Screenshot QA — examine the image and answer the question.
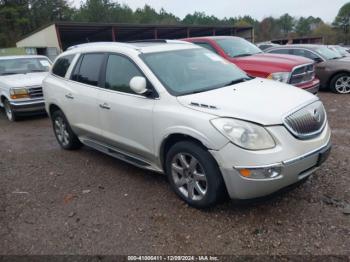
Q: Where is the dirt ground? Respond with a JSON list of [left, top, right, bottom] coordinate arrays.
[[0, 92, 349, 256]]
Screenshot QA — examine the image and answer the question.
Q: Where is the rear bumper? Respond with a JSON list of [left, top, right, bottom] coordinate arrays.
[[10, 99, 46, 114], [295, 78, 320, 94]]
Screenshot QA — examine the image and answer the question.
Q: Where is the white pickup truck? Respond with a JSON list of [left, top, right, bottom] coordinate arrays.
[[0, 55, 51, 121]]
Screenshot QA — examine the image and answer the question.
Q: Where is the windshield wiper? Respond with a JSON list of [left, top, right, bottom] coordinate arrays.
[[0, 72, 18, 76], [223, 77, 251, 87], [233, 53, 253, 58], [29, 69, 46, 72]]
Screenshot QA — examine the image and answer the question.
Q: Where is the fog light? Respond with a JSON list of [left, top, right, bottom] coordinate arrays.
[[237, 165, 282, 179]]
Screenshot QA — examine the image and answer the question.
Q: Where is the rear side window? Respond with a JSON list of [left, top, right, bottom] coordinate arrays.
[[291, 49, 320, 60], [72, 53, 105, 86], [52, 55, 74, 77], [268, 49, 291, 55], [104, 54, 143, 94]]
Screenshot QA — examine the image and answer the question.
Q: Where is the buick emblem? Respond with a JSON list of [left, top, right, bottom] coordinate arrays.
[[312, 108, 321, 123]]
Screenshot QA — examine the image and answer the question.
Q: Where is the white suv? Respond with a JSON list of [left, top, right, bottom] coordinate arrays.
[[0, 55, 51, 121], [43, 41, 331, 208]]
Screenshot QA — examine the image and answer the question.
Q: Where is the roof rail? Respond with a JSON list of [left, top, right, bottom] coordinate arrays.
[[67, 41, 136, 50], [128, 39, 168, 43], [127, 39, 191, 44]]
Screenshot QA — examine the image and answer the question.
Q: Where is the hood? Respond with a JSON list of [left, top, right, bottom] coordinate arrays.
[[231, 53, 313, 76], [0, 72, 48, 88], [177, 78, 317, 125]]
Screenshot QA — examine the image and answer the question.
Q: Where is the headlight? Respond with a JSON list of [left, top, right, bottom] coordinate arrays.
[[267, 72, 290, 83], [10, 88, 29, 99], [210, 118, 276, 150]]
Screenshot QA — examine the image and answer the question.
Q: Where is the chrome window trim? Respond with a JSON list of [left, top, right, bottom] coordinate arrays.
[[267, 47, 326, 62], [64, 51, 160, 100]]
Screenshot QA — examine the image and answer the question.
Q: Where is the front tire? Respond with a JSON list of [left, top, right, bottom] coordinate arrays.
[[3, 99, 17, 121], [330, 73, 350, 94], [165, 141, 227, 208], [51, 110, 82, 150]]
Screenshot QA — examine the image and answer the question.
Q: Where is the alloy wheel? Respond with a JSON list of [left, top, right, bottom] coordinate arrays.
[[4, 100, 14, 121], [171, 153, 208, 201], [54, 116, 70, 146], [335, 76, 350, 94]]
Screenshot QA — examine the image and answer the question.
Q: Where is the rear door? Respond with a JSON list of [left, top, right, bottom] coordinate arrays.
[[97, 53, 156, 162], [64, 53, 105, 140]]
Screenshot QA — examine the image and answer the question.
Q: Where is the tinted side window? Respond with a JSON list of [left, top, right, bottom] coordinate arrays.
[[292, 49, 319, 60], [52, 55, 74, 77], [194, 42, 218, 53], [74, 54, 105, 86], [105, 54, 143, 94], [268, 49, 291, 55], [292, 49, 317, 60]]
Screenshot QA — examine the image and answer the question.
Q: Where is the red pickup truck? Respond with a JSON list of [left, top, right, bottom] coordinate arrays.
[[183, 36, 320, 94]]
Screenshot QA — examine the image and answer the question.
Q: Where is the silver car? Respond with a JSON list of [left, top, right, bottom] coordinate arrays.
[[43, 41, 331, 208]]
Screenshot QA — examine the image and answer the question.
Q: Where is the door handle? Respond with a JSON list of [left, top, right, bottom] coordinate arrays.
[[99, 103, 111, 110], [65, 93, 74, 99]]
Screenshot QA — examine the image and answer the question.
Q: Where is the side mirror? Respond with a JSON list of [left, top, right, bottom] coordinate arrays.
[[129, 76, 147, 95], [313, 57, 323, 63]]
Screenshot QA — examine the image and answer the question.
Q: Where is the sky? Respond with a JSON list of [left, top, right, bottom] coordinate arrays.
[[73, 0, 348, 23]]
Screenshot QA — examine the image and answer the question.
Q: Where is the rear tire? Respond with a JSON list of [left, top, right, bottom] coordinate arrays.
[[165, 141, 227, 208], [51, 110, 82, 150], [3, 99, 18, 121], [330, 73, 350, 94]]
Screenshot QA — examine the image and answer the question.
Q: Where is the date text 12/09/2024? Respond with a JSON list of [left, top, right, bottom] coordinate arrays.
[[127, 256, 219, 261]]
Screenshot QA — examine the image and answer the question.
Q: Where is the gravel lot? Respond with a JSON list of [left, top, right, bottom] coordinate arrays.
[[0, 92, 349, 256]]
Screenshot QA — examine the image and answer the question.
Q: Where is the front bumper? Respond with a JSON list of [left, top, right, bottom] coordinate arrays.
[[295, 78, 320, 94], [210, 123, 331, 200], [10, 99, 46, 114]]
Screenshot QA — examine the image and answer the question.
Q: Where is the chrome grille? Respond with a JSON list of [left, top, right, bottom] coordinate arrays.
[[28, 86, 43, 98], [289, 64, 315, 85], [284, 101, 326, 139]]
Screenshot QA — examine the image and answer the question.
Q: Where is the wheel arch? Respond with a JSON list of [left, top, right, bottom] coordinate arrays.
[[0, 94, 8, 104], [48, 103, 63, 117], [159, 133, 211, 171], [328, 70, 350, 88]]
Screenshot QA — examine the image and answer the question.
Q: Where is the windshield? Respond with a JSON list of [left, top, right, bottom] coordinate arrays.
[[315, 47, 342, 60], [140, 48, 249, 96], [0, 57, 51, 76], [215, 38, 263, 58]]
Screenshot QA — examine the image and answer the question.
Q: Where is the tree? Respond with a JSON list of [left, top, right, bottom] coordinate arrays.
[[334, 2, 350, 30], [295, 17, 311, 36], [0, 0, 31, 47], [312, 23, 338, 44], [29, 0, 73, 28], [74, 0, 114, 22], [182, 12, 220, 25], [333, 2, 350, 44], [257, 17, 281, 41], [278, 13, 294, 35]]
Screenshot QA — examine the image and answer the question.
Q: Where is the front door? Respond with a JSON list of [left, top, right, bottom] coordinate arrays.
[[97, 53, 156, 162]]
